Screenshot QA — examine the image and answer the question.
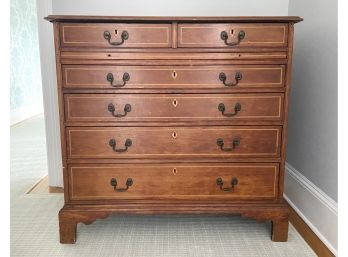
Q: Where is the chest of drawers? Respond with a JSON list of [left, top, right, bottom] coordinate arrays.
[[46, 15, 302, 244]]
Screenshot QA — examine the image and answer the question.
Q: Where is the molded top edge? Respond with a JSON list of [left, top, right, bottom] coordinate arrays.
[[45, 15, 303, 23]]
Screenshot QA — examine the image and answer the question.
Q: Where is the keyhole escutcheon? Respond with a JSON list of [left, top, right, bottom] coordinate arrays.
[[172, 70, 178, 79], [172, 99, 178, 107]]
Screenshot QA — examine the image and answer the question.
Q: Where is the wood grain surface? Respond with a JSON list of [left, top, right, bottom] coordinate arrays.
[[64, 93, 284, 123], [60, 23, 172, 48], [62, 65, 285, 89], [66, 126, 282, 159], [68, 163, 279, 200], [178, 23, 288, 48]]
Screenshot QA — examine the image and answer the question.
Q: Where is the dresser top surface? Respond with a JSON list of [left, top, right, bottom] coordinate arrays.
[[45, 15, 303, 23]]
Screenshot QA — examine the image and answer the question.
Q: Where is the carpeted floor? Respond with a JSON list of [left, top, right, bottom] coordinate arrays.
[[10, 115, 317, 257]]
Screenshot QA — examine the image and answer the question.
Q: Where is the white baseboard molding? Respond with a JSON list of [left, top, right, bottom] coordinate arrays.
[[11, 104, 43, 126], [284, 162, 337, 256]]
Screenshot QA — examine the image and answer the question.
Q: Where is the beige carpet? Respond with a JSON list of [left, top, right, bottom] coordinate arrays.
[[10, 115, 317, 257]]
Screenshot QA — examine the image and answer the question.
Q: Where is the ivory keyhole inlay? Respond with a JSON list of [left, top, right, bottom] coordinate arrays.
[[172, 99, 178, 107], [172, 70, 178, 79], [230, 29, 234, 35], [172, 168, 178, 175], [172, 131, 178, 139], [114, 29, 118, 35]]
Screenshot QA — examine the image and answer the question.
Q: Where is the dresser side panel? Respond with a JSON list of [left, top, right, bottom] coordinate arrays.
[[278, 22, 295, 198], [53, 22, 69, 203]]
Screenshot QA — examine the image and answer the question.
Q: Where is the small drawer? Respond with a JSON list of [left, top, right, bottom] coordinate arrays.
[[178, 23, 288, 48], [62, 65, 285, 89], [60, 23, 172, 48], [68, 163, 279, 201], [65, 93, 284, 123], [66, 126, 281, 159]]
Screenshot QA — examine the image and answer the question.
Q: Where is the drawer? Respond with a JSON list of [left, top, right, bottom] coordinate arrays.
[[65, 93, 284, 123], [68, 163, 279, 200], [66, 126, 281, 159], [62, 65, 285, 89], [60, 23, 172, 48], [178, 23, 288, 48]]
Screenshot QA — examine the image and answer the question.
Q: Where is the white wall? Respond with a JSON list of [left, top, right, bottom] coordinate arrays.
[[285, 0, 337, 254], [287, 0, 337, 202], [52, 0, 288, 16], [37, 0, 63, 188]]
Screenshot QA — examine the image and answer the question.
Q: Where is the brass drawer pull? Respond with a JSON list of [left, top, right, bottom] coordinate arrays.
[[108, 103, 131, 117], [109, 138, 132, 152], [218, 103, 241, 117], [216, 138, 240, 151], [103, 30, 129, 45], [106, 72, 130, 87], [219, 72, 242, 87], [110, 178, 133, 192], [216, 177, 238, 191], [220, 30, 245, 46]]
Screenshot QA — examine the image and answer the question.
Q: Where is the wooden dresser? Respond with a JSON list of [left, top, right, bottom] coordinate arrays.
[[46, 15, 302, 244]]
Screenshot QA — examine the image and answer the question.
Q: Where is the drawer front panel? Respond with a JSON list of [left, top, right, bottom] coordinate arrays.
[[60, 23, 172, 48], [178, 23, 288, 48], [68, 163, 279, 200], [65, 93, 284, 122], [63, 65, 285, 89], [66, 126, 281, 158]]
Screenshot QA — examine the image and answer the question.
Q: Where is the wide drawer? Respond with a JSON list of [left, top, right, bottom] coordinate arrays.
[[178, 23, 288, 48], [60, 23, 172, 48], [68, 163, 279, 200], [66, 126, 281, 159], [62, 65, 285, 89], [65, 93, 284, 123]]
